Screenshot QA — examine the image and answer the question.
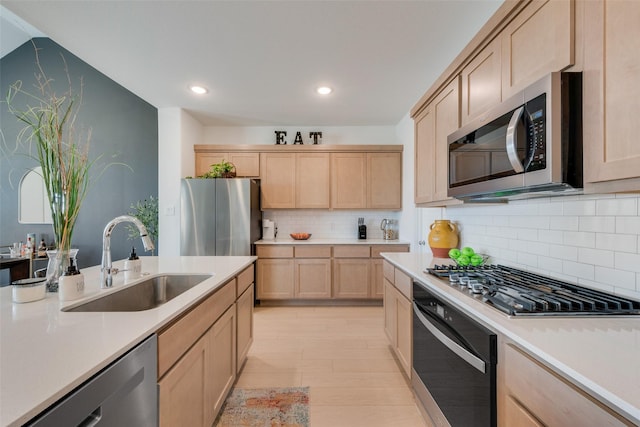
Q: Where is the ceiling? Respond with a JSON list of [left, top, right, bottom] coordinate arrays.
[[1, 1, 502, 127]]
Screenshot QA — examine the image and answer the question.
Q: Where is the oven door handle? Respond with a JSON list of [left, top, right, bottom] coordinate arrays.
[[506, 106, 525, 173], [413, 302, 486, 374]]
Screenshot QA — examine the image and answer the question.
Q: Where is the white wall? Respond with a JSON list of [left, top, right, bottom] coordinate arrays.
[[158, 108, 203, 256]]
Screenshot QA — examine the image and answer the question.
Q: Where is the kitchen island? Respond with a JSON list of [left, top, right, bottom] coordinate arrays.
[[0, 256, 255, 427], [382, 252, 640, 426]]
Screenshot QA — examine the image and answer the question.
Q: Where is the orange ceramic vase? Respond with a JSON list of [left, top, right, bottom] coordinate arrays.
[[428, 220, 459, 258]]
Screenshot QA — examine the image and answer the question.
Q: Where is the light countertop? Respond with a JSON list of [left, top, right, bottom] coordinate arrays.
[[255, 238, 409, 245], [0, 256, 256, 427], [381, 252, 640, 425]]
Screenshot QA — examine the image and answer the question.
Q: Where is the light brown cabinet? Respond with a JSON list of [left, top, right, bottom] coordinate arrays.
[[157, 264, 254, 426], [461, 38, 502, 125], [414, 77, 461, 206], [501, 0, 574, 99], [498, 338, 635, 427], [582, 0, 640, 192], [382, 261, 412, 379], [195, 152, 260, 178], [331, 153, 367, 209], [296, 153, 331, 209], [367, 152, 402, 210], [260, 153, 297, 209], [256, 244, 408, 301]]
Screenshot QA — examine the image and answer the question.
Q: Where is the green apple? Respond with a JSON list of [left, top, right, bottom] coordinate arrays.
[[470, 254, 484, 266], [461, 246, 475, 257], [448, 248, 461, 259], [457, 255, 471, 266]]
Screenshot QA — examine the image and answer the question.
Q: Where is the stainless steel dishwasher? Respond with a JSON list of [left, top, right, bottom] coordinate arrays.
[[26, 334, 158, 426]]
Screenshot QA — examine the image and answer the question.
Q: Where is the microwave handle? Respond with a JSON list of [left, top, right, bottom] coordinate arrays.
[[506, 106, 525, 173]]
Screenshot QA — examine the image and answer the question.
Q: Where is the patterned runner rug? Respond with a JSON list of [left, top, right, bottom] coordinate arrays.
[[214, 387, 310, 427]]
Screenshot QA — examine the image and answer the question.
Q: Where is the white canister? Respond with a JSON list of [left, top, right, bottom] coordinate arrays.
[[12, 278, 46, 303], [58, 259, 84, 302], [124, 247, 142, 281]]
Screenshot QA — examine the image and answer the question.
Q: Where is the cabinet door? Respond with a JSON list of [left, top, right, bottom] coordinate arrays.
[[371, 259, 384, 299], [383, 278, 397, 344], [394, 291, 412, 378], [333, 258, 370, 298], [159, 335, 208, 427], [295, 258, 332, 298], [461, 38, 502, 125], [503, 395, 544, 427], [296, 153, 330, 208], [583, 0, 640, 188], [501, 0, 574, 99], [256, 259, 294, 299], [196, 153, 226, 177], [236, 285, 254, 372], [367, 152, 402, 210], [209, 306, 237, 422], [414, 77, 460, 205], [260, 153, 296, 208], [228, 152, 260, 177], [331, 153, 367, 209]]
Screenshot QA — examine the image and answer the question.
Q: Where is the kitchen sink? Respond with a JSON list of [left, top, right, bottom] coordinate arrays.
[[62, 274, 213, 312]]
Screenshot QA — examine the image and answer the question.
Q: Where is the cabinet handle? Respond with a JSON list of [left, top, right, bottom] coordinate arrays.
[[506, 106, 525, 173], [413, 302, 486, 373]]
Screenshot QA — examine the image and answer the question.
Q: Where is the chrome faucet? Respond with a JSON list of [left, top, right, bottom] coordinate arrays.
[[101, 215, 155, 288]]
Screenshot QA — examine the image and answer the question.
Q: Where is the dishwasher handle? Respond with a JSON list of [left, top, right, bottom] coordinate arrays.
[[413, 302, 486, 373]]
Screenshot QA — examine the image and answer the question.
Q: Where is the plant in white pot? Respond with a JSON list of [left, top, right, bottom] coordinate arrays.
[[6, 54, 97, 291]]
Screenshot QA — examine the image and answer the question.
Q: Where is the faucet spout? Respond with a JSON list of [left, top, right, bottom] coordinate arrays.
[[101, 215, 155, 288]]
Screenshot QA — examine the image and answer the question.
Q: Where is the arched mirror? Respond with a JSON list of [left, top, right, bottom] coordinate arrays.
[[19, 166, 53, 224]]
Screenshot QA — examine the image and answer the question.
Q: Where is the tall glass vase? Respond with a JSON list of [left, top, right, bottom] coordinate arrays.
[[46, 248, 79, 292]]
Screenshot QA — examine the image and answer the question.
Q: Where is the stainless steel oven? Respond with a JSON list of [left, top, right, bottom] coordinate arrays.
[[412, 282, 497, 427]]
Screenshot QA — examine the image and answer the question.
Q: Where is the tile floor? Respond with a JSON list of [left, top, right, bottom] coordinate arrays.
[[234, 305, 429, 427]]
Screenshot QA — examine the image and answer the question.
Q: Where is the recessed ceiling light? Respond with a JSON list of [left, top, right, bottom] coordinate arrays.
[[190, 85, 208, 95], [317, 86, 332, 95]]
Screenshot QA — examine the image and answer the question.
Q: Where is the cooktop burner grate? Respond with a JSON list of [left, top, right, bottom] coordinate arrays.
[[425, 264, 640, 316]]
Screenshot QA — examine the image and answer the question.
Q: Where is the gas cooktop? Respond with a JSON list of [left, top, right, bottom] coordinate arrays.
[[425, 264, 640, 316]]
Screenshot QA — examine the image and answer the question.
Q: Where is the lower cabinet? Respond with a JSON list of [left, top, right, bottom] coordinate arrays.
[[383, 269, 412, 379], [295, 258, 332, 298], [333, 258, 370, 298], [157, 264, 254, 427], [498, 338, 635, 427], [256, 258, 295, 299]]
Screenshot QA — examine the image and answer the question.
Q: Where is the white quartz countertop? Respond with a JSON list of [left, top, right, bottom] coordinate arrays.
[[255, 238, 409, 245], [382, 252, 640, 425], [0, 256, 256, 427]]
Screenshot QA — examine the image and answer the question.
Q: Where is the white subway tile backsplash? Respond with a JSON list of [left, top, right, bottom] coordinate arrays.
[[578, 216, 616, 233], [549, 216, 579, 231], [594, 267, 636, 292], [615, 217, 640, 235], [547, 244, 578, 261], [563, 200, 596, 216], [538, 229, 564, 244], [563, 231, 596, 248], [596, 198, 638, 216], [614, 252, 640, 273], [562, 261, 595, 281], [595, 233, 637, 253], [537, 256, 563, 274], [577, 247, 614, 268]]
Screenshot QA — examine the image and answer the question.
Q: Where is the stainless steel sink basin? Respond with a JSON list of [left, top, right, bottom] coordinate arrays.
[[63, 274, 213, 312]]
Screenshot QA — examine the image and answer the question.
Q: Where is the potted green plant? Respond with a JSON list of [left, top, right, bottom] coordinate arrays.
[[126, 196, 158, 255], [202, 159, 236, 178], [5, 53, 97, 291]]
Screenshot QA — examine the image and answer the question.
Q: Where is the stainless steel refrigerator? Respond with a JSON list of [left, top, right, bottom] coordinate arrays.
[[180, 178, 261, 256]]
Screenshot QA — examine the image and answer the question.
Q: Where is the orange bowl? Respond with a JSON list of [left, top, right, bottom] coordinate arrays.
[[290, 233, 311, 240]]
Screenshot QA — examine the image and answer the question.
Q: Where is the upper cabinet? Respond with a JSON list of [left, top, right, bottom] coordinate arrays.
[[582, 0, 640, 192], [195, 145, 402, 210], [461, 38, 502, 125], [195, 150, 260, 178], [501, 0, 574, 99], [414, 77, 461, 206]]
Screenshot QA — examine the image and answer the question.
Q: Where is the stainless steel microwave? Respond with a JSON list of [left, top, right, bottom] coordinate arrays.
[[447, 72, 582, 201]]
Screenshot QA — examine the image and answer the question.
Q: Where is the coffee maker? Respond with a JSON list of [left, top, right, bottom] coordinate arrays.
[[262, 219, 276, 240]]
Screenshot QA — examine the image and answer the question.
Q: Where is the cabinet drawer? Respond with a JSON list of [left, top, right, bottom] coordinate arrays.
[[294, 245, 331, 258], [503, 343, 631, 426], [394, 268, 412, 300], [158, 279, 236, 377], [333, 245, 370, 258], [237, 264, 254, 296], [256, 245, 294, 258], [371, 244, 409, 258], [383, 260, 395, 283]]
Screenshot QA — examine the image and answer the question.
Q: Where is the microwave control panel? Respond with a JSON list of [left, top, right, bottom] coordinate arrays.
[[525, 93, 546, 172]]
